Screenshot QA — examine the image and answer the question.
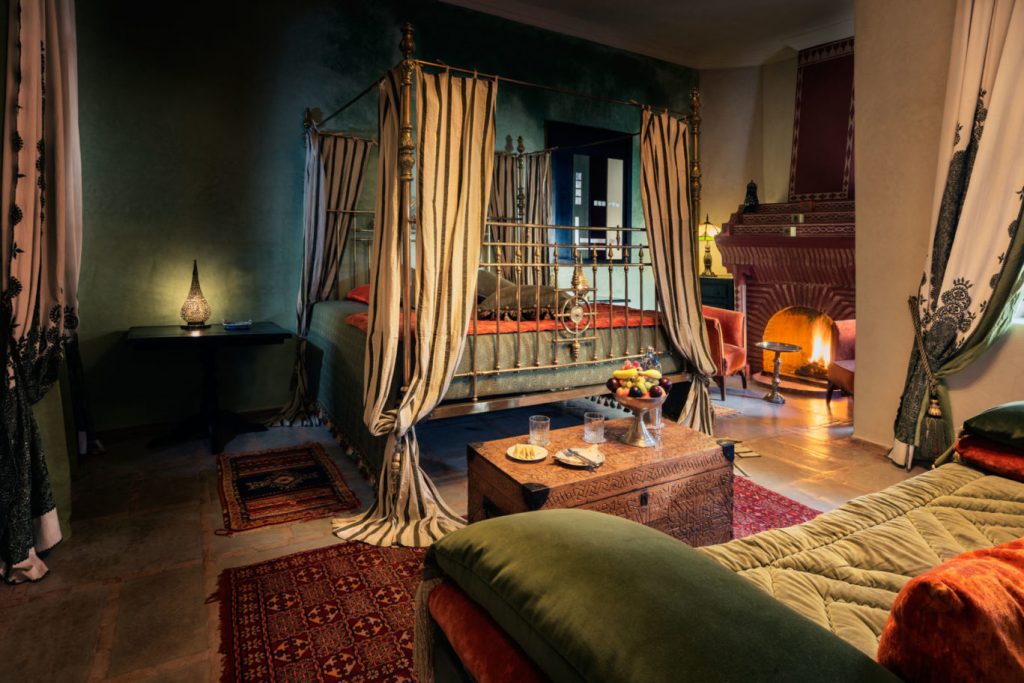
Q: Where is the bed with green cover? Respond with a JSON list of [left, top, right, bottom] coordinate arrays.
[[420, 462, 1024, 681]]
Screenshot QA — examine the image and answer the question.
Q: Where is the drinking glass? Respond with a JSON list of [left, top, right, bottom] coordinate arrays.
[[529, 415, 550, 446], [583, 412, 605, 443], [644, 406, 663, 430]]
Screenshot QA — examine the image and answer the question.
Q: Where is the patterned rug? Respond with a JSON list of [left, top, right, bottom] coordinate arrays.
[[713, 403, 741, 418], [217, 443, 360, 533], [215, 480, 818, 681], [733, 475, 821, 539]]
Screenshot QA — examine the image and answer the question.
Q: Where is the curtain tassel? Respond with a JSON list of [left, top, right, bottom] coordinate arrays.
[[918, 391, 952, 463]]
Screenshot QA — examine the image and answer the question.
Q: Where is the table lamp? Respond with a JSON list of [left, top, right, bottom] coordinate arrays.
[[699, 214, 720, 277], [180, 260, 212, 330]]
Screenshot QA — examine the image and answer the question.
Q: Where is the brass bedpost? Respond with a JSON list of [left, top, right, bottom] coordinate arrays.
[[399, 22, 416, 393], [689, 88, 702, 239]]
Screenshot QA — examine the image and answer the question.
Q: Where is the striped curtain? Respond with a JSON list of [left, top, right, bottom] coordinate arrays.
[[272, 130, 371, 426], [334, 67, 496, 547], [488, 151, 552, 283], [888, 0, 1024, 467], [640, 110, 717, 434]]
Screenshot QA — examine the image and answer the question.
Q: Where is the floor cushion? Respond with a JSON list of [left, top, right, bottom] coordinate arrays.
[[956, 434, 1024, 483]]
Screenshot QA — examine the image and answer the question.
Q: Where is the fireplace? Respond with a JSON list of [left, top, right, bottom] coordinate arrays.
[[761, 307, 833, 381], [716, 199, 855, 376]]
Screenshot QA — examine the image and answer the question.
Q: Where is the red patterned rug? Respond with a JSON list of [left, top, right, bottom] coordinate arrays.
[[215, 479, 818, 681], [733, 475, 821, 538], [217, 443, 360, 533]]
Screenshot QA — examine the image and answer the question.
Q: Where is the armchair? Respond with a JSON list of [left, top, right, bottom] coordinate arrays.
[[702, 305, 747, 400], [826, 319, 855, 405]]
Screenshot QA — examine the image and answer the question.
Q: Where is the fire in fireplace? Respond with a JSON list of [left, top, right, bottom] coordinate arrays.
[[761, 306, 833, 381]]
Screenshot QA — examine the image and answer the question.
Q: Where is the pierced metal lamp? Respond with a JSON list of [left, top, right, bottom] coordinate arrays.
[[698, 214, 721, 277], [180, 260, 212, 330]]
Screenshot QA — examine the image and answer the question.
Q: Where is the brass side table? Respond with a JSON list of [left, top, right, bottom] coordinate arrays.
[[755, 340, 801, 405]]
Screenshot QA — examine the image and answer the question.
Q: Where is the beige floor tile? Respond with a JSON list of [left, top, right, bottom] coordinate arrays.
[[107, 565, 208, 677], [0, 585, 109, 683]]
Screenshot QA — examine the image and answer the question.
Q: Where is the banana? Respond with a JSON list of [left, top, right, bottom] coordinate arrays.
[[642, 369, 662, 379], [613, 368, 639, 380]]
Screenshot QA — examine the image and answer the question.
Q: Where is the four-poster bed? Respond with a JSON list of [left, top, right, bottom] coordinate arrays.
[[293, 23, 715, 546]]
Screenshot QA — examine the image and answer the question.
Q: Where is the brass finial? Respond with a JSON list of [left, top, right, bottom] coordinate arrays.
[[504, 134, 514, 153], [517, 136, 525, 154], [400, 22, 415, 60]]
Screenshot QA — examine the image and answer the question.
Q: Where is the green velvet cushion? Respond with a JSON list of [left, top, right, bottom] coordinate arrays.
[[964, 401, 1024, 449], [477, 285, 569, 319], [475, 269, 515, 298], [425, 509, 899, 683]]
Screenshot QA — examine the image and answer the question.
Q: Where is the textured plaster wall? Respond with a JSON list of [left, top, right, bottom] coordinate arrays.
[[699, 54, 796, 276], [699, 66, 763, 274], [760, 53, 797, 203], [853, 0, 957, 445], [76, 0, 696, 431]]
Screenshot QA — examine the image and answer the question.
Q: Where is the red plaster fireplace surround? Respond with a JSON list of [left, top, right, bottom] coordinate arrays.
[[717, 200, 855, 377]]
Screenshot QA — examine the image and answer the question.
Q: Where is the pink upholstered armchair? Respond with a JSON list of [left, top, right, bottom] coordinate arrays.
[[826, 319, 856, 405], [702, 305, 748, 400]]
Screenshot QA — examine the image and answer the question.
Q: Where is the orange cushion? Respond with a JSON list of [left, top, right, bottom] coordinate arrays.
[[877, 538, 1024, 683], [956, 434, 1024, 483], [722, 343, 746, 376], [345, 284, 371, 304], [428, 581, 548, 683]]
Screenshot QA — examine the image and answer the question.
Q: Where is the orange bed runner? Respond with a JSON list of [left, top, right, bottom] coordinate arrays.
[[344, 303, 660, 335]]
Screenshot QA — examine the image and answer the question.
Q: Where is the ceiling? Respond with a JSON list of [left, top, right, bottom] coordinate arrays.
[[440, 0, 854, 69]]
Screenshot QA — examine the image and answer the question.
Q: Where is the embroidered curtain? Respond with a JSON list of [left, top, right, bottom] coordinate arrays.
[[333, 67, 496, 546], [0, 0, 82, 583], [273, 130, 371, 426], [889, 0, 1024, 467], [639, 110, 717, 434], [488, 150, 552, 283]]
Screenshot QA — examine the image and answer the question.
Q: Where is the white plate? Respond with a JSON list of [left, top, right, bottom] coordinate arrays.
[[506, 444, 548, 463], [554, 446, 606, 469]]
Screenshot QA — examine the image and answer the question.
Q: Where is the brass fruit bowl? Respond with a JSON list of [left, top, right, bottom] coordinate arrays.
[[614, 393, 667, 448]]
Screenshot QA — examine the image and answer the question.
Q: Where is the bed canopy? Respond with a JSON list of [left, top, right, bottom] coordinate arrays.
[[285, 23, 715, 547]]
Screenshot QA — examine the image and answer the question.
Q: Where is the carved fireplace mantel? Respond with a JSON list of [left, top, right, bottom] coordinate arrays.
[[717, 200, 855, 375]]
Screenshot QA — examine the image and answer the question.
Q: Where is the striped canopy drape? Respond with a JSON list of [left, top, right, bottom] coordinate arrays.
[[640, 110, 717, 434], [889, 0, 1024, 468], [273, 129, 371, 426], [333, 67, 496, 547], [488, 150, 552, 283], [1, 0, 82, 583]]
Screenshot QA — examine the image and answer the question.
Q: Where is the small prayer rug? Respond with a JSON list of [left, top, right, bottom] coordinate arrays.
[[217, 443, 359, 533], [215, 542, 425, 682], [713, 404, 741, 418]]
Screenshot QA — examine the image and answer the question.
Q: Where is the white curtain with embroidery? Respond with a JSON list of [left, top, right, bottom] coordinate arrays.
[[889, 0, 1024, 467]]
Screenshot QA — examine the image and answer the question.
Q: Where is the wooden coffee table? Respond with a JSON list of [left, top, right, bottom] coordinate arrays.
[[467, 418, 733, 546]]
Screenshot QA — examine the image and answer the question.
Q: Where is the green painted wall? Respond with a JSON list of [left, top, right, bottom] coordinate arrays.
[[76, 0, 697, 431]]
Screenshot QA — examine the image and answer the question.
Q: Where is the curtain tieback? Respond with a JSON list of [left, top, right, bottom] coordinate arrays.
[[908, 297, 943, 418]]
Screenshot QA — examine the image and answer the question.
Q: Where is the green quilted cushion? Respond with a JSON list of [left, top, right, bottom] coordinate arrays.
[[964, 401, 1024, 449], [425, 509, 898, 683]]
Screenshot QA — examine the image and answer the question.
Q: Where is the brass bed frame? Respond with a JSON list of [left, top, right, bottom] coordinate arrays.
[[327, 23, 703, 420]]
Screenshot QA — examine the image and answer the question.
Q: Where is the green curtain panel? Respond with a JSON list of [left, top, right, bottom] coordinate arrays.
[[273, 130, 371, 427], [889, 0, 1024, 468], [0, 0, 82, 583]]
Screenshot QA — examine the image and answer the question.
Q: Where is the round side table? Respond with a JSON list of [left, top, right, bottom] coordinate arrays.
[[755, 340, 801, 405]]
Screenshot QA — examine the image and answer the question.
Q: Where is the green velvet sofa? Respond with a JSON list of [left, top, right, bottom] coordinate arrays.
[[419, 462, 1024, 682]]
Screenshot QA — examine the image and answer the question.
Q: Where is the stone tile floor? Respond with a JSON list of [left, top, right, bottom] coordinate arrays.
[[0, 380, 917, 682]]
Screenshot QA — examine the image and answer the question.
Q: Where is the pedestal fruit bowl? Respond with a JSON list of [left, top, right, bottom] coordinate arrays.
[[606, 356, 673, 448]]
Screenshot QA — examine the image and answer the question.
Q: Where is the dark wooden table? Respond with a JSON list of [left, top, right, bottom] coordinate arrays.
[[467, 418, 734, 547], [126, 322, 292, 453]]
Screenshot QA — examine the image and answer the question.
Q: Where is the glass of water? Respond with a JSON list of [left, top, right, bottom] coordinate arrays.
[[583, 412, 605, 443], [644, 406, 663, 430], [529, 415, 550, 446]]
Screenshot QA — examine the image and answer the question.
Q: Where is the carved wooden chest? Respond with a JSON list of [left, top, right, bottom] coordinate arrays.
[[467, 417, 733, 547]]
